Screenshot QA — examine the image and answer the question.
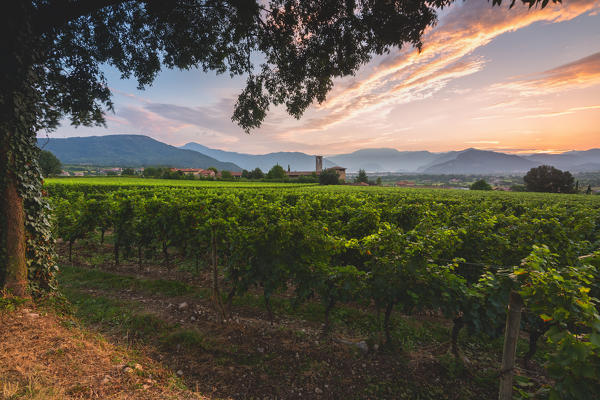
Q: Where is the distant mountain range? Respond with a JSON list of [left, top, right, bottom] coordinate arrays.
[[181, 142, 335, 172], [523, 150, 600, 172], [38, 135, 600, 175], [38, 135, 241, 171], [325, 148, 441, 172], [422, 149, 538, 174], [184, 144, 600, 174]]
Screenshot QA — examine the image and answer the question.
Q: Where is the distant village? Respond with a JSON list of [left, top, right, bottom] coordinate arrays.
[[56, 155, 600, 193], [59, 155, 349, 181]]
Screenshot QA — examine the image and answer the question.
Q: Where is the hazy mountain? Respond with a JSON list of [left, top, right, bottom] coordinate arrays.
[[569, 162, 600, 172], [326, 148, 440, 172], [524, 149, 600, 171], [423, 149, 539, 174], [329, 148, 600, 174], [38, 134, 600, 175], [416, 151, 462, 172], [181, 142, 334, 171], [38, 135, 241, 171]]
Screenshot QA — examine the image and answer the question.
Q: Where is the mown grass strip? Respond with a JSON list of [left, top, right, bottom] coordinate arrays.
[[59, 265, 202, 298], [59, 264, 449, 348], [61, 286, 209, 352]]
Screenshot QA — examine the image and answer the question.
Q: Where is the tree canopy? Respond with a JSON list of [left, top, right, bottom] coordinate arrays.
[[1, 0, 561, 295], [355, 169, 369, 184], [470, 179, 492, 191], [524, 165, 575, 194], [250, 167, 265, 179], [266, 165, 286, 180], [319, 168, 341, 185], [38, 150, 62, 177]]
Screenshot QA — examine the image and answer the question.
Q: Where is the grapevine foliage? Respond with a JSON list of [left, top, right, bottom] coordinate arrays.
[[46, 182, 600, 399]]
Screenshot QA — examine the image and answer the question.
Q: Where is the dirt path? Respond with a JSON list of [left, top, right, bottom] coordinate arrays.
[[0, 306, 201, 400], [68, 285, 403, 399]]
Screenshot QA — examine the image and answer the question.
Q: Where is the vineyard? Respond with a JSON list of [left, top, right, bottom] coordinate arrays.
[[46, 179, 600, 399]]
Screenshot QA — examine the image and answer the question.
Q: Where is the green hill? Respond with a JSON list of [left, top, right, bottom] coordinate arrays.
[[38, 135, 241, 171]]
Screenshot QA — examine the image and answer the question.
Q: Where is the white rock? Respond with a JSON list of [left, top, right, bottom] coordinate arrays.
[[315, 387, 323, 394], [356, 341, 369, 353], [177, 370, 184, 376], [178, 302, 188, 310]]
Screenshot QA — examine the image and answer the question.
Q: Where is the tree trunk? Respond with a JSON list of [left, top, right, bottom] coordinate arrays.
[[451, 316, 464, 357], [114, 241, 119, 266], [264, 295, 274, 324], [1, 2, 39, 298], [384, 302, 394, 345], [210, 227, 225, 321], [499, 291, 524, 400], [523, 330, 541, 368], [1, 171, 28, 297], [226, 286, 235, 313], [162, 242, 169, 270], [69, 240, 73, 263], [138, 246, 143, 271], [322, 298, 335, 336], [100, 229, 105, 244]]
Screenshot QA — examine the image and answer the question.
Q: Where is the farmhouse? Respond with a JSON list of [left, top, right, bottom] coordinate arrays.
[[169, 168, 215, 177], [286, 156, 346, 181]]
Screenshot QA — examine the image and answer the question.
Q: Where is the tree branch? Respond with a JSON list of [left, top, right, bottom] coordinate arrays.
[[34, 0, 142, 36]]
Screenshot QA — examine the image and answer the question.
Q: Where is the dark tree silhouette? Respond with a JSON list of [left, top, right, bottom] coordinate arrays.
[[0, 0, 560, 294], [524, 165, 575, 194], [356, 169, 369, 184], [38, 150, 62, 177], [319, 168, 341, 185], [249, 168, 265, 180], [470, 179, 492, 191], [266, 165, 286, 179]]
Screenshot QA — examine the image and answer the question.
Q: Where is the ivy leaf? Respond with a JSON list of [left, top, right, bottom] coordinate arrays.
[[540, 314, 553, 322], [590, 333, 600, 347]]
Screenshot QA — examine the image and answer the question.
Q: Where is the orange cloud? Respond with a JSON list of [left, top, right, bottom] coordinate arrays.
[[299, 58, 485, 131], [519, 104, 600, 119], [493, 52, 600, 95], [309, 0, 600, 128]]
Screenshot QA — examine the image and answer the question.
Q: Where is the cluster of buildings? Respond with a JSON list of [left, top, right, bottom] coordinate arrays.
[[58, 156, 348, 180], [169, 168, 221, 178], [170, 156, 347, 181], [286, 156, 347, 180]]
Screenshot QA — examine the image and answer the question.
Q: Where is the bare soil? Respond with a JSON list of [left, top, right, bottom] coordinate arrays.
[[0, 304, 200, 400]]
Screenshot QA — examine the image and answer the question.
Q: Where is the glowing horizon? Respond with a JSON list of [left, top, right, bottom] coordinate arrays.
[[50, 0, 600, 155]]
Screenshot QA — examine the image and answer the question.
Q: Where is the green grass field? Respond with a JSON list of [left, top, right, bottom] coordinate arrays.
[[45, 176, 318, 188], [45, 176, 600, 206]]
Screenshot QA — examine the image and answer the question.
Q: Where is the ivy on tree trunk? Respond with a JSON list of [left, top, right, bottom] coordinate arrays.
[[1, 165, 27, 296]]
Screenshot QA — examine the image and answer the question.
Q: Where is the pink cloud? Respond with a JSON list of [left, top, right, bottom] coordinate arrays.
[[312, 0, 600, 128], [493, 52, 600, 95]]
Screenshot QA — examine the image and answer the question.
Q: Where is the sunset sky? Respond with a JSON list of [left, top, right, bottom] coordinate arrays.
[[49, 0, 600, 155]]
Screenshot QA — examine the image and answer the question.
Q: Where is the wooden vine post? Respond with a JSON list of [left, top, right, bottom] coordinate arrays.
[[498, 290, 524, 400], [210, 225, 226, 322]]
